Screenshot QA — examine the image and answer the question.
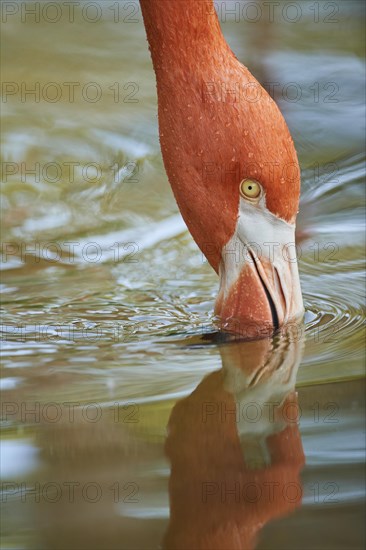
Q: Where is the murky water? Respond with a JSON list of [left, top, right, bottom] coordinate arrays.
[[1, 1, 365, 549]]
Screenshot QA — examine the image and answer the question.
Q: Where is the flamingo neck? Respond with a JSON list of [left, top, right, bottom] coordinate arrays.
[[140, 0, 228, 79]]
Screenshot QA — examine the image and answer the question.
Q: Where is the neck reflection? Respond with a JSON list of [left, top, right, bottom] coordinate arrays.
[[164, 334, 305, 550]]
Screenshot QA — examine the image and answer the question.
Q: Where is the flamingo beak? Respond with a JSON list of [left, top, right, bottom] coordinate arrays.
[[214, 200, 304, 337]]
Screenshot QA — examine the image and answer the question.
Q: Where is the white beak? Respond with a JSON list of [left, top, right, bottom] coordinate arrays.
[[215, 197, 304, 336]]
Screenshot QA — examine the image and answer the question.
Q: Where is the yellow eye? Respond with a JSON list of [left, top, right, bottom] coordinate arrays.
[[240, 179, 262, 200]]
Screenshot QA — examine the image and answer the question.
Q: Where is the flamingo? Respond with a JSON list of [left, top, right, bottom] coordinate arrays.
[[140, 0, 303, 336]]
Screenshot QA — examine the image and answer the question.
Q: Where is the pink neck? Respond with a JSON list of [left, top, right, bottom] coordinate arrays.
[[140, 1, 228, 78]]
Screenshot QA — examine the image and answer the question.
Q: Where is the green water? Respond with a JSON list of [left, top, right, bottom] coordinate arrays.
[[1, 1, 365, 549]]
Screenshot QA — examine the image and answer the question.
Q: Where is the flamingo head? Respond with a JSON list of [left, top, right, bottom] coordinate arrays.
[[144, 3, 304, 336]]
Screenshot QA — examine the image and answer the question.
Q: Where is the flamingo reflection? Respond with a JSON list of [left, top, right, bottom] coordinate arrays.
[[164, 335, 305, 550]]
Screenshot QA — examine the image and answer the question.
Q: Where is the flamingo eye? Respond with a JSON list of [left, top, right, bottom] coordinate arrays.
[[240, 179, 262, 201]]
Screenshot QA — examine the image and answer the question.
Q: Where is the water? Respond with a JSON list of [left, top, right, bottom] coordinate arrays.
[[1, 1, 365, 548]]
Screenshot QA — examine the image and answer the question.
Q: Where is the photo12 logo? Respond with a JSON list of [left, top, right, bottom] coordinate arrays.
[[203, 1, 340, 24], [1, 2, 142, 24], [1, 81, 140, 103], [1, 480, 140, 503]]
